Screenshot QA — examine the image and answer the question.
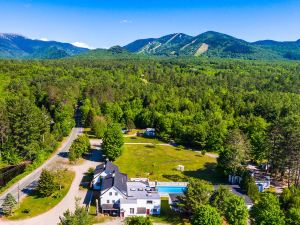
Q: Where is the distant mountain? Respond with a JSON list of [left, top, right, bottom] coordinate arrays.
[[253, 39, 300, 60], [73, 46, 146, 60], [0, 33, 88, 59], [124, 31, 300, 60]]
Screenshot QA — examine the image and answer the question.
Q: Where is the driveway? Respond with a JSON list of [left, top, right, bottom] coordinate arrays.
[[0, 127, 83, 207], [1, 142, 102, 225]]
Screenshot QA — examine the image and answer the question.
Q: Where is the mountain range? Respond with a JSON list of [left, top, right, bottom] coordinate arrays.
[[1, 32, 300, 60], [0, 33, 88, 59], [123, 31, 300, 60]]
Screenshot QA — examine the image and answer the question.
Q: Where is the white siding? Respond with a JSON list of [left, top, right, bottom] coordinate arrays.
[[100, 187, 124, 205], [121, 198, 160, 217]]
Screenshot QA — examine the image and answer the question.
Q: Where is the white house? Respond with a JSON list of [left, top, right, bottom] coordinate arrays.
[[120, 181, 160, 217], [92, 161, 161, 217]]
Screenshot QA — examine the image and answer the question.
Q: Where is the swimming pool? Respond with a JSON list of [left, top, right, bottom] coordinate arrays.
[[156, 186, 187, 193]]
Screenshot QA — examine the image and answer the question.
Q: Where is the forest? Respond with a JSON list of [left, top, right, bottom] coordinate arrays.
[[0, 58, 300, 186]]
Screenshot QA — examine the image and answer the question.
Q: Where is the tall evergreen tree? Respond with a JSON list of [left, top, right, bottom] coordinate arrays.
[[2, 193, 17, 216]]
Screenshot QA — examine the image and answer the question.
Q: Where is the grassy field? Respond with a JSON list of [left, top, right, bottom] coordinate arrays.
[[150, 197, 190, 225], [124, 136, 165, 144], [115, 144, 225, 183], [8, 170, 75, 220]]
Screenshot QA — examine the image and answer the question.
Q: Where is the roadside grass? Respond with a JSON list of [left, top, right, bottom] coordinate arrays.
[[114, 144, 225, 184], [0, 135, 70, 195], [126, 129, 141, 135], [150, 197, 190, 225], [124, 136, 165, 144], [83, 128, 97, 139], [8, 170, 75, 220]]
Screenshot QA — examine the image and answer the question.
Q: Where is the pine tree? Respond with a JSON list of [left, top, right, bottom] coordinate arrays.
[[37, 169, 58, 197], [2, 193, 17, 216]]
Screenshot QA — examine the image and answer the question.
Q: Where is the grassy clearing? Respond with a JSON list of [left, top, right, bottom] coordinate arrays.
[[124, 136, 165, 144], [150, 197, 190, 225], [115, 144, 225, 184], [8, 170, 75, 220]]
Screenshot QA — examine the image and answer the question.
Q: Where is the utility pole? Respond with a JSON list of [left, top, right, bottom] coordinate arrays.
[[17, 183, 20, 208]]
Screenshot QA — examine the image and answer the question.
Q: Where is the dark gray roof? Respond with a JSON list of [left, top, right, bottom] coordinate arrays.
[[101, 171, 128, 195], [169, 193, 184, 202], [94, 161, 119, 175]]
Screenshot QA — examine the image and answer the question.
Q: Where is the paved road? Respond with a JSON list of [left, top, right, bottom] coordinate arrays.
[[1, 141, 102, 225], [0, 127, 83, 207]]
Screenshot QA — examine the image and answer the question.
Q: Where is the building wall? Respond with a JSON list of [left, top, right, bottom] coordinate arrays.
[[121, 198, 160, 217], [100, 187, 124, 205]]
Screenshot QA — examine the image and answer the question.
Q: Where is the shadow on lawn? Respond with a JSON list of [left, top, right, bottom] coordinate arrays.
[[183, 162, 227, 184], [162, 174, 184, 181]]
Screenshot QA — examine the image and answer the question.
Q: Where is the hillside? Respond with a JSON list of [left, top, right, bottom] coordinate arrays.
[[124, 31, 300, 60], [0, 33, 88, 59]]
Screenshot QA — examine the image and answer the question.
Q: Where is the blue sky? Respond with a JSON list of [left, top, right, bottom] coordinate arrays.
[[0, 0, 300, 48]]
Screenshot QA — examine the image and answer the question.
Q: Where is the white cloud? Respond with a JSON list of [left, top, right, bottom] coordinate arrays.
[[120, 19, 132, 24], [39, 37, 49, 41], [72, 42, 94, 49]]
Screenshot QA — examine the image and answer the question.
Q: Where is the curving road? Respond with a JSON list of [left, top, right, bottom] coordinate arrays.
[[0, 126, 83, 207]]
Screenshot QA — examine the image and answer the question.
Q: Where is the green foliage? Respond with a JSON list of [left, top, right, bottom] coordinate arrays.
[[191, 204, 222, 225], [125, 216, 153, 225], [58, 199, 91, 225], [179, 178, 213, 215], [286, 208, 300, 225], [91, 116, 107, 139], [211, 186, 248, 225], [222, 194, 248, 225], [240, 173, 259, 201], [251, 193, 285, 225], [102, 123, 124, 161], [2, 193, 17, 215], [217, 129, 250, 176], [37, 169, 59, 197], [68, 134, 91, 162]]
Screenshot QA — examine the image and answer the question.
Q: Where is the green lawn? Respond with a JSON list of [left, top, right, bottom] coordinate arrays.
[[150, 197, 190, 225], [115, 144, 225, 184], [124, 136, 165, 144], [8, 170, 75, 220]]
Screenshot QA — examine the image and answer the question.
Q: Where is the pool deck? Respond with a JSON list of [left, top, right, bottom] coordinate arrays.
[[156, 182, 188, 187]]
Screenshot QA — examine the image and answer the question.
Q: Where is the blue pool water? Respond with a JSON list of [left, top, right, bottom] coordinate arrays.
[[156, 186, 187, 193]]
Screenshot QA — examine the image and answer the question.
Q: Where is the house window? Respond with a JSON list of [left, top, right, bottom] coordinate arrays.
[[130, 208, 134, 214], [107, 200, 110, 204], [109, 192, 112, 196], [112, 200, 115, 204], [146, 200, 153, 204], [115, 192, 118, 196]]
